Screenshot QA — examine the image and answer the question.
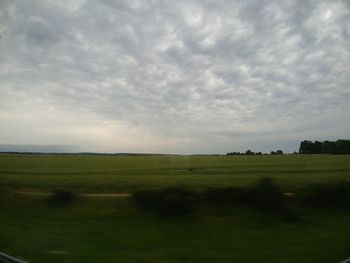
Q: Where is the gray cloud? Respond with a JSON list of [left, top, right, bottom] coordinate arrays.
[[0, 0, 349, 153], [0, 144, 77, 153]]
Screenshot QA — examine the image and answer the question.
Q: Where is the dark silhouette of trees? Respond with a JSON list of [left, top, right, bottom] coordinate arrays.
[[227, 150, 284, 156], [226, 150, 258, 155], [270, 150, 283, 155], [245, 149, 255, 155], [299, 140, 350, 154], [226, 152, 242, 155], [299, 140, 314, 154]]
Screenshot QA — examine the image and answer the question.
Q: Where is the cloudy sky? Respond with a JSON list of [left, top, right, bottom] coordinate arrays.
[[0, 0, 349, 154]]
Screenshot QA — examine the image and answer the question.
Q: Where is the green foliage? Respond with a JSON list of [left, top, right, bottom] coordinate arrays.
[[299, 139, 350, 154], [247, 177, 285, 210], [270, 150, 283, 155], [198, 177, 296, 220], [0, 184, 11, 209], [132, 186, 194, 216], [299, 182, 350, 209], [247, 177, 298, 220], [49, 190, 77, 207], [197, 186, 248, 207], [133, 178, 298, 220], [245, 149, 255, 155]]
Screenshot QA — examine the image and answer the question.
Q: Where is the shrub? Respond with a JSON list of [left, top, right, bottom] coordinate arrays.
[[299, 182, 350, 209], [132, 186, 194, 216], [247, 177, 285, 210], [197, 186, 249, 207], [132, 179, 300, 220], [49, 190, 77, 207], [247, 177, 298, 220], [0, 185, 11, 208]]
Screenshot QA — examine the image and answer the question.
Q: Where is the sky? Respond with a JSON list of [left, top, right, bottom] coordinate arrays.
[[0, 0, 349, 154]]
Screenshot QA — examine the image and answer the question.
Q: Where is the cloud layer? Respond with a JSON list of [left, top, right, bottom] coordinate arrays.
[[1, 0, 349, 153]]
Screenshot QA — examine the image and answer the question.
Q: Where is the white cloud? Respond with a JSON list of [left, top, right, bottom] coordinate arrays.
[[0, 0, 349, 153]]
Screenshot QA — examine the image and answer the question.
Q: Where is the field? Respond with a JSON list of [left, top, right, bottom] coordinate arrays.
[[1, 154, 350, 262], [1, 154, 350, 192]]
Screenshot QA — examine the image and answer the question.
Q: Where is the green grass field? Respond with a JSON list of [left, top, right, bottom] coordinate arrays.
[[1, 154, 350, 262], [1, 154, 350, 192]]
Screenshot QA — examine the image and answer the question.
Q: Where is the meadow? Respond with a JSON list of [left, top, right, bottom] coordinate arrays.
[[1, 153, 350, 262], [1, 153, 350, 192]]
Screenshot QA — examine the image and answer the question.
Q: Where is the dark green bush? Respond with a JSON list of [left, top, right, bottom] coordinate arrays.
[[247, 177, 285, 211], [132, 186, 194, 216], [49, 190, 77, 207], [197, 186, 249, 207], [0, 185, 11, 209], [198, 178, 287, 211], [299, 182, 350, 209], [247, 177, 298, 220], [132, 178, 300, 220]]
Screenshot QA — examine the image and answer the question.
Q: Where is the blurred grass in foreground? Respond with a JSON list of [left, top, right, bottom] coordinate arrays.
[[1, 195, 350, 263]]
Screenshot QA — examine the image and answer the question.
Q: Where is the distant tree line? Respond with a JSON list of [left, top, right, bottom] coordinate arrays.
[[299, 140, 350, 154], [227, 139, 350, 156], [227, 149, 283, 156]]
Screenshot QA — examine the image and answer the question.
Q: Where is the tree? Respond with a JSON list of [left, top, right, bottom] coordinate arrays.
[[299, 140, 350, 154], [245, 150, 255, 155], [313, 141, 323, 153], [299, 140, 313, 154]]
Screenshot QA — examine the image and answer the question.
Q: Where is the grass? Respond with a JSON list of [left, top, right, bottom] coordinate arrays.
[[1, 153, 350, 262], [1, 154, 350, 192], [1, 195, 350, 263]]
